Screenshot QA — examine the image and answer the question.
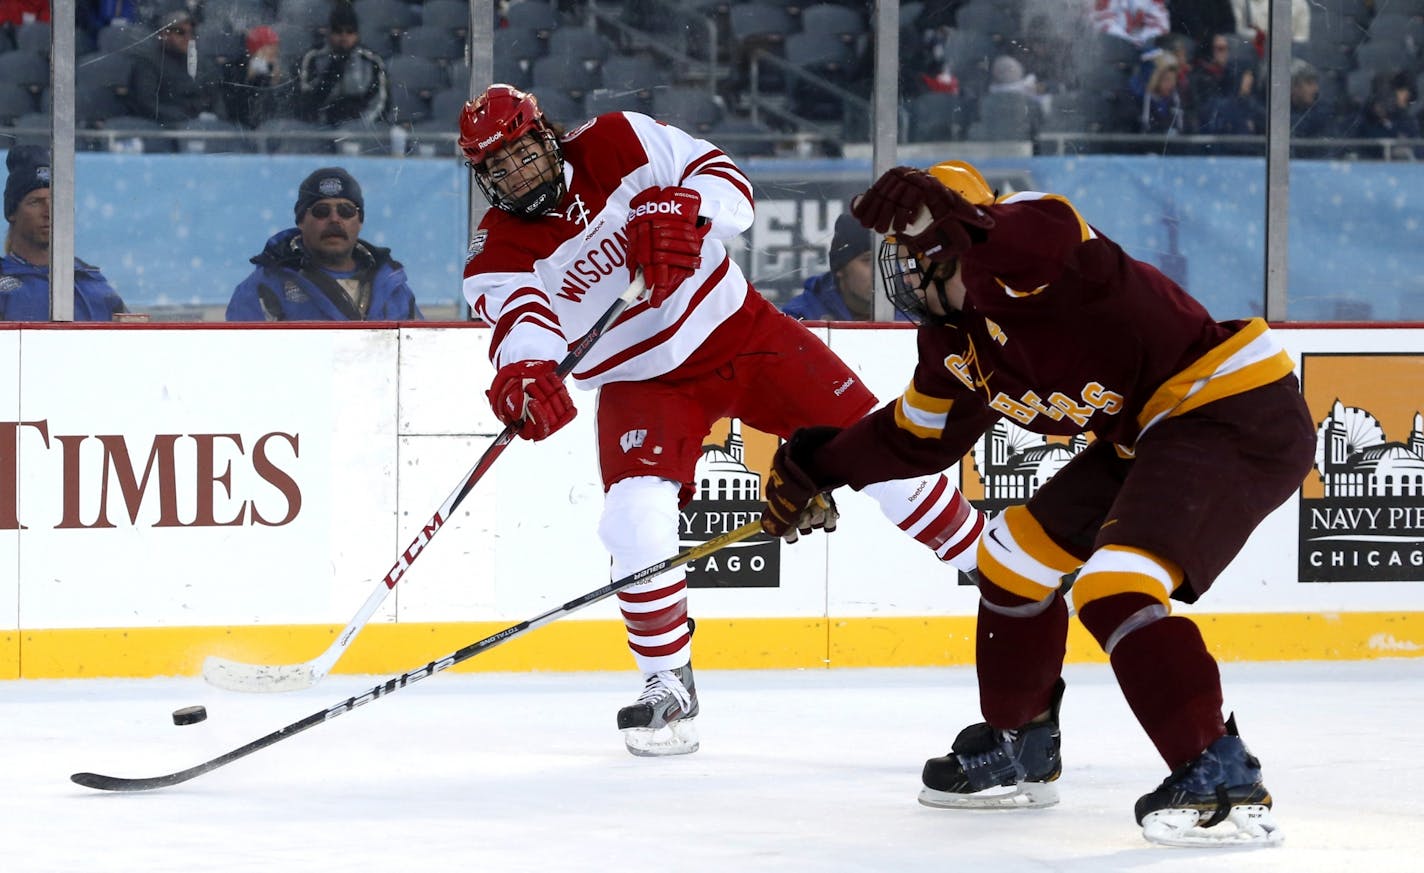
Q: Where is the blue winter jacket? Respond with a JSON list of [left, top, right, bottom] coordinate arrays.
[[226, 228, 424, 321], [0, 253, 127, 321], [781, 270, 909, 322]]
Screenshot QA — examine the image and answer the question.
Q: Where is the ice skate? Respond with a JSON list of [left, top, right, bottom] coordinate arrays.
[[918, 679, 1064, 810], [616, 663, 699, 757], [1135, 715, 1282, 848]]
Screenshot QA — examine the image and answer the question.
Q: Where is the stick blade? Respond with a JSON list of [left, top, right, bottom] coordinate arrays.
[[202, 655, 319, 693], [72, 770, 193, 792]]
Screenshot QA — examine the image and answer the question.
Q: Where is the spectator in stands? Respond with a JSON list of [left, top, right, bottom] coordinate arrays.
[[226, 167, 423, 321], [225, 25, 299, 129], [1169, 0, 1235, 55], [1188, 33, 1234, 112], [0, 0, 48, 27], [127, 4, 224, 127], [1091, 0, 1170, 48], [1130, 50, 1186, 134], [1289, 59, 1335, 141], [298, 3, 389, 127], [783, 212, 906, 322], [1198, 59, 1265, 139], [989, 55, 1050, 115], [1231, 0, 1309, 57], [1, 147, 127, 322], [1344, 72, 1422, 160]]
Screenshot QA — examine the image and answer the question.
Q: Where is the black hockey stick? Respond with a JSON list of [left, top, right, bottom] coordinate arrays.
[[72, 520, 764, 792], [203, 274, 648, 693]]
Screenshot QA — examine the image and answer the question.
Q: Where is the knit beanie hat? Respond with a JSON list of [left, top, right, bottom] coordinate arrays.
[[4, 145, 50, 221], [828, 212, 871, 272], [294, 167, 364, 222]]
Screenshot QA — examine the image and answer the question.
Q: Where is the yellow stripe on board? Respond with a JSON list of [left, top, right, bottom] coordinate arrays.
[[11, 613, 1424, 679]]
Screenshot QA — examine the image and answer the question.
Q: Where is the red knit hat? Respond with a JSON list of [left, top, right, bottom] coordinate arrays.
[[246, 25, 279, 55]]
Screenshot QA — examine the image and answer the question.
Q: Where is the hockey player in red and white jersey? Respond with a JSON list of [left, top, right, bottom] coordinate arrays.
[[759, 161, 1316, 846], [458, 84, 986, 757]]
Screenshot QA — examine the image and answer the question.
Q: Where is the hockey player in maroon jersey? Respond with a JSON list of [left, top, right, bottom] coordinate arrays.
[[760, 161, 1315, 846], [458, 85, 986, 757]]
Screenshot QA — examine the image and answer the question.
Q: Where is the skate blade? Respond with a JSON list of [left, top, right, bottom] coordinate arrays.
[[917, 781, 1059, 810], [622, 717, 699, 757], [1141, 805, 1283, 848]]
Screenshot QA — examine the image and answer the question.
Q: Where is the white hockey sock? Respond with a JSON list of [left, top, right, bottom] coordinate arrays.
[[863, 474, 984, 572], [600, 476, 693, 674]]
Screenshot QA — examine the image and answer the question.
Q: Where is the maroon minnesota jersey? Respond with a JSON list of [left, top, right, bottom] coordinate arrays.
[[816, 192, 1296, 490]]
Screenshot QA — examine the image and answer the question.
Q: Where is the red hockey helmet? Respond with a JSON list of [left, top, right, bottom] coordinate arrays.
[[459, 84, 566, 217]]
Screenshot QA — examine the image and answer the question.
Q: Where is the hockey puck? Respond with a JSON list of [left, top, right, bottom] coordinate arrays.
[[172, 705, 208, 726]]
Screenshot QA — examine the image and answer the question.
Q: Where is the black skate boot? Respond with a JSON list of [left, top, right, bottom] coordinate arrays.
[[616, 663, 699, 757], [1134, 715, 1281, 847], [918, 678, 1064, 810]]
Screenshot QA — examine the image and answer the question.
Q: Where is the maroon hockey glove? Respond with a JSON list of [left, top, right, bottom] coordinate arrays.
[[762, 426, 842, 542], [851, 166, 995, 262], [486, 359, 577, 441], [626, 186, 709, 306]]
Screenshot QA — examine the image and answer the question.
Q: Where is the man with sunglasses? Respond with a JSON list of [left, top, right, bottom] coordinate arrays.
[[758, 161, 1314, 847], [298, 4, 389, 127], [226, 167, 422, 321], [127, 4, 222, 126], [458, 85, 986, 758]]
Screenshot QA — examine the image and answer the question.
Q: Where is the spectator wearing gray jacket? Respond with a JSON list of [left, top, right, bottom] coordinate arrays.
[[298, 3, 389, 127]]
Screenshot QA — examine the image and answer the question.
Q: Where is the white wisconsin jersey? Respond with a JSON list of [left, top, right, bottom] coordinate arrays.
[[462, 111, 755, 389]]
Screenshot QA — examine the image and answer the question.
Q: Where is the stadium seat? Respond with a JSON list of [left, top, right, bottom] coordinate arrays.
[[354, 0, 421, 44], [197, 30, 248, 68], [784, 32, 859, 120], [421, 0, 471, 38], [408, 118, 459, 157], [651, 85, 723, 133], [180, 117, 252, 154], [492, 51, 530, 89], [546, 27, 613, 73], [531, 53, 601, 102], [78, 51, 135, 98], [969, 91, 1040, 141], [400, 26, 465, 63], [528, 89, 584, 125], [15, 21, 50, 58], [799, 4, 866, 44], [96, 115, 174, 153], [1353, 39, 1412, 78], [256, 118, 333, 153], [584, 87, 648, 116], [10, 112, 51, 148], [96, 22, 144, 55], [276, 0, 331, 32], [907, 91, 965, 142], [728, 4, 796, 50], [0, 83, 35, 125], [332, 118, 389, 155], [504, 0, 560, 38], [429, 87, 470, 125], [600, 54, 661, 100], [74, 81, 129, 125], [707, 117, 778, 157], [0, 51, 49, 95], [386, 54, 449, 100]]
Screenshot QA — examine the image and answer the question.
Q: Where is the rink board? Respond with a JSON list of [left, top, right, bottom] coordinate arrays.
[[1, 322, 1422, 679]]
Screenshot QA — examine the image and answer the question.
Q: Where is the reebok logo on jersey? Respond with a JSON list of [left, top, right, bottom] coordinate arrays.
[[833, 377, 856, 397], [627, 201, 684, 221], [620, 429, 648, 452]]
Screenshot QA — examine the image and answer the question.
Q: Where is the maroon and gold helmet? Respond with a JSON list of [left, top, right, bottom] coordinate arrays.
[[458, 84, 566, 218]]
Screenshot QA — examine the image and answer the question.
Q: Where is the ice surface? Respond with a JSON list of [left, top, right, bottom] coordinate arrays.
[[6, 660, 1423, 872]]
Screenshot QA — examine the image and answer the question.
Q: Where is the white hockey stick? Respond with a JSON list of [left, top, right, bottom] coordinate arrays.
[[203, 274, 647, 693]]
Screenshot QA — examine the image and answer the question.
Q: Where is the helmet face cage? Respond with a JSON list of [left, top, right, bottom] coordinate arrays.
[[877, 237, 953, 325], [459, 86, 567, 218], [470, 127, 566, 218]]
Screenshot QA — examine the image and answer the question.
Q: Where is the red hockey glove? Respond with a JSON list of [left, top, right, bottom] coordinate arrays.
[[486, 360, 576, 441], [851, 166, 995, 263], [762, 426, 842, 543], [626, 186, 709, 306]]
